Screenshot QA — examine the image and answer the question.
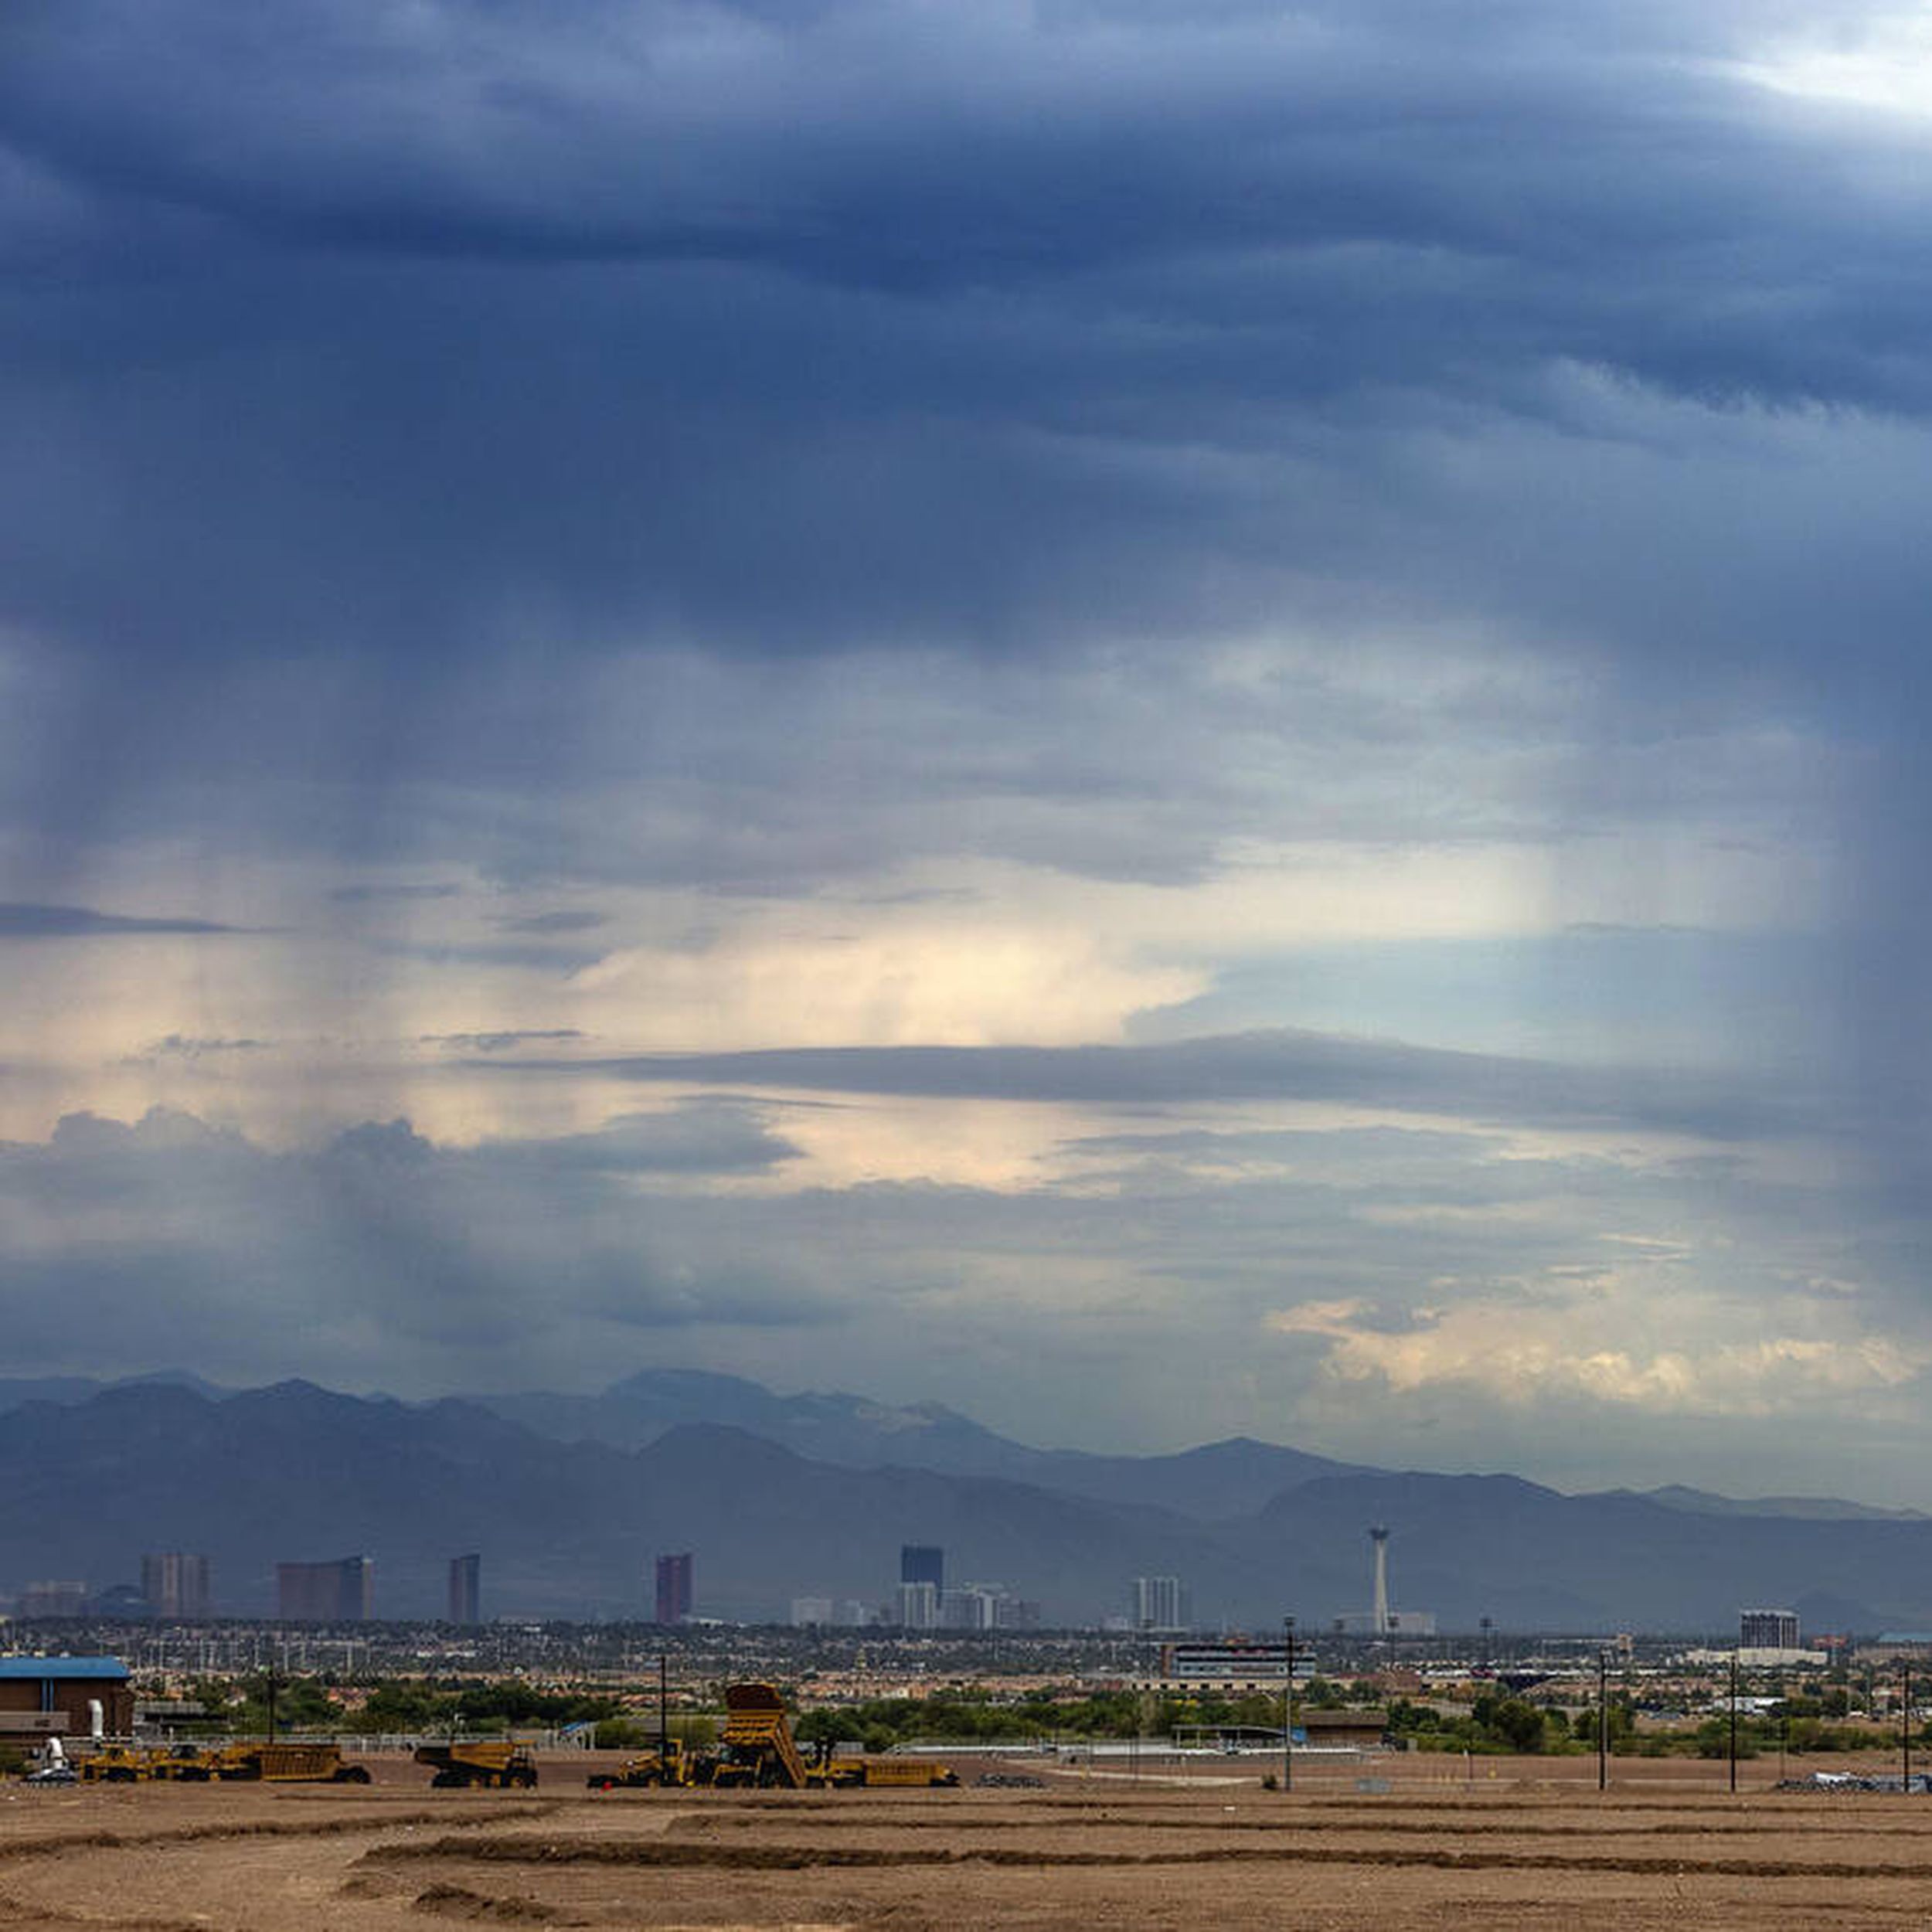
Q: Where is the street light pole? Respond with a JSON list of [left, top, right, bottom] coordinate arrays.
[[1282, 1617, 1296, 1794]]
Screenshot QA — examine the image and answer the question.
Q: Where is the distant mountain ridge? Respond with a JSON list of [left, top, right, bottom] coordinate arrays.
[[1615, 1484, 1931, 1524], [0, 1369, 230, 1410], [472, 1369, 1370, 1518], [4, 1370, 1932, 1630]]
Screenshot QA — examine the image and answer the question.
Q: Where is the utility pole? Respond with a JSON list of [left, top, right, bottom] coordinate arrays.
[[1281, 1617, 1296, 1794], [1597, 1650, 1608, 1792], [1728, 1652, 1739, 1795], [1904, 1663, 1913, 1794], [658, 1653, 669, 1772]]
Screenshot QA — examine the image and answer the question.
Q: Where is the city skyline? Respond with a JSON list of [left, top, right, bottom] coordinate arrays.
[[6, 3, 1932, 1507]]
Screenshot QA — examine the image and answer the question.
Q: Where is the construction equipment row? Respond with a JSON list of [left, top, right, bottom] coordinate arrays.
[[75, 1742, 372, 1784], [33, 1682, 934, 1796], [587, 1682, 957, 1791], [62, 1740, 541, 1787]]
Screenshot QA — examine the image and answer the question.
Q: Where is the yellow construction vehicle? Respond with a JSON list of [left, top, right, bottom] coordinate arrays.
[[146, 1744, 225, 1782], [811, 1751, 961, 1789], [580, 1686, 957, 1796], [709, 1683, 811, 1788], [210, 1741, 272, 1781], [587, 1736, 711, 1790], [414, 1740, 539, 1789], [77, 1745, 152, 1784], [216, 1742, 372, 1784]]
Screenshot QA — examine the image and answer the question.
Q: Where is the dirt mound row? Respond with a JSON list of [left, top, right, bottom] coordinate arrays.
[[366, 1831, 1932, 1881], [0, 1803, 552, 1865], [670, 1808, 1932, 1843]]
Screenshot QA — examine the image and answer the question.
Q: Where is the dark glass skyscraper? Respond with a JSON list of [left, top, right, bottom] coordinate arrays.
[[900, 1544, 944, 1593], [447, 1553, 481, 1625]]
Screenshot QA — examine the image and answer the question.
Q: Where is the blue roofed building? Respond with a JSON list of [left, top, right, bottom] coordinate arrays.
[[0, 1655, 134, 1739]]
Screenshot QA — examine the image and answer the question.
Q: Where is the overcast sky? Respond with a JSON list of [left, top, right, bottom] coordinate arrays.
[[5, 0, 1932, 1501]]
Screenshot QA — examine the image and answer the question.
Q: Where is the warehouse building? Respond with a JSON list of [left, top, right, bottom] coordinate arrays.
[[0, 1656, 133, 1740]]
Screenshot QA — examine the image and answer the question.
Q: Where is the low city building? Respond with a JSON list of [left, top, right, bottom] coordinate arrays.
[[1299, 1708, 1391, 1750]]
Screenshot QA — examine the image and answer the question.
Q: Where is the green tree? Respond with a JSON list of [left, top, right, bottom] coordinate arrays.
[[1473, 1695, 1549, 1753]]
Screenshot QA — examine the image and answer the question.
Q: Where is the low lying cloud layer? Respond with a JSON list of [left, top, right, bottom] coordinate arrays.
[[2, 1087, 1921, 1499]]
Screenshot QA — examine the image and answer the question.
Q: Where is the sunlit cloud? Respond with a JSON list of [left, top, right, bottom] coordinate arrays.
[[1731, 12, 1932, 117], [1270, 1291, 1926, 1417]]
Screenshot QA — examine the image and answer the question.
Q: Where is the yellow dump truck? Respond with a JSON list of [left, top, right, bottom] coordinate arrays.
[[709, 1683, 811, 1789], [414, 1741, 539, 1788]]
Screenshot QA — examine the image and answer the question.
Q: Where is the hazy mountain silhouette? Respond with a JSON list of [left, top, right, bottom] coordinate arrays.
[[7, 1376, 1932, 1631]]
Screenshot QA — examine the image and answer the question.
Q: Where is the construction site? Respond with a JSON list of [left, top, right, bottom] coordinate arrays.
[[9, 1733, 1932, 1930]]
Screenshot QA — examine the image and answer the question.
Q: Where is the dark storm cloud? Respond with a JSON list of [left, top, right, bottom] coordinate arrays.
[[493, 911, 611, 935], [470, 1105, 803, 1178], [0, 901, 241, 937], [124, 1036, 267, 1063], [420, 1029, 585, 1053], [373, 939, 609, 974], [329, 883, 463, 905], [5, 0, 1931, 679], [498, 1026, 1814, 1142], [9, 0, 1932, 1470]]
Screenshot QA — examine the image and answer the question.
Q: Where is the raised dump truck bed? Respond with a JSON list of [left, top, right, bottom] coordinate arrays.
[[713, 1682, 810, 1789]]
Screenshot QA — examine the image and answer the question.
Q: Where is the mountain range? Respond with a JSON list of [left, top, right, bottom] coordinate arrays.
[[1, 1370, 1928, 1633]]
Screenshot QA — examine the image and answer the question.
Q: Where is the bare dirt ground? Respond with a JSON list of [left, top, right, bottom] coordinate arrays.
[[5, 1750, 1930, 1930]]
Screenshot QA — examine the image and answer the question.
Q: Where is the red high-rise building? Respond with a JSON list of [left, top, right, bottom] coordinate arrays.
[[655, 1551, 692, 1624]]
